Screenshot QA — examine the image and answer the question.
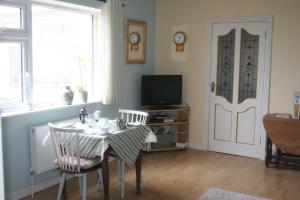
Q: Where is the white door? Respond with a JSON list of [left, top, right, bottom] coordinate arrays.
[[209, 21, 267, 158]]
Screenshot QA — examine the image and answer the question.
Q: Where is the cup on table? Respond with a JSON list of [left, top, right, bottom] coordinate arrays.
[[85, 114, 95, 125], [98, 118, 109, 133], [94, 110, 101, 122], [108, 119, 118, 133]]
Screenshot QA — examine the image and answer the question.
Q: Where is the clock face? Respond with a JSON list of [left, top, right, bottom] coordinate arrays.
[[174, 32, 186, 45], [129, 32, 140, 45]]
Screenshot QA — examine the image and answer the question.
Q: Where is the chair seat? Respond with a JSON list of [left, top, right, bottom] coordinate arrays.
[[54, 156, 101, 170]]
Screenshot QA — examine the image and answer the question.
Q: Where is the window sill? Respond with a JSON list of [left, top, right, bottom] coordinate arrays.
[[1, 101, 101, 118]]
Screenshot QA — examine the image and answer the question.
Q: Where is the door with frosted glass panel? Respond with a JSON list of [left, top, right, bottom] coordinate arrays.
[[208, 22, 266, 158]]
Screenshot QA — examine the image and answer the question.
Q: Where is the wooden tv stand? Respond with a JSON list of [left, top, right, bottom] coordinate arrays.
[[140, 105, 190, 152]]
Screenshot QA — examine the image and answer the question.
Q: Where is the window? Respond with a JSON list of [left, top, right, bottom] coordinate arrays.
[[0, 2, 26, 32], [0, 5, 22, 29], [0, 1, 99, 112], [0, 2, 28, 111], [0, 42, 23, 105], [32, 6, 94, 105]]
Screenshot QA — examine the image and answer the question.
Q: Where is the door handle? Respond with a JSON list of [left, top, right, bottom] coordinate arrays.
[[210, 82, 215, 92]]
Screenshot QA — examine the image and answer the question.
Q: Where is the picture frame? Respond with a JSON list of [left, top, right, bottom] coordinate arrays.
[[125, 19, 147, 64]]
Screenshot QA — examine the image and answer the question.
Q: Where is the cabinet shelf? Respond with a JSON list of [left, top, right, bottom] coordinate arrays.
[[177, 131, 188, 135], [147, 121, 188, 126], [141, 106, 189, 113], [140, 105, 190, 152]]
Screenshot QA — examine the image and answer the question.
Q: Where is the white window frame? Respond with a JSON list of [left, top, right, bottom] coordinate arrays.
[[0, 1, 31, 112], [0, 38, 31, 111], [0, 0, 99, 113], [0, 0, 28, 35]]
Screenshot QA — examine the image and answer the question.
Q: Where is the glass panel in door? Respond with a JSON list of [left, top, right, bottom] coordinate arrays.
[[238, 29, 259, 103], [216, 29, 235, 103]]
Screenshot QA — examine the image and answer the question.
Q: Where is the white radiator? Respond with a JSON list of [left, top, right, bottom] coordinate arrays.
[[30, 124, 56, 174], [29, 118, 78, 174]]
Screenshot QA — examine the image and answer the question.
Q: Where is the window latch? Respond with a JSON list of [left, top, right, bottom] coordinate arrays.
[[210, 82, 215, 93]]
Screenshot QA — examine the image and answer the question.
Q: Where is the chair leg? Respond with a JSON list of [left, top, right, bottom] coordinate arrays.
[[82, 174, 87, 200], [57, 172, 66, 200], [118, 159, 125, 199], [96, 169, 103, 191], [79, 176, 83, 198]]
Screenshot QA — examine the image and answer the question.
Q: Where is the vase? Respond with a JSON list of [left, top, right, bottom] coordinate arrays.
[[62, 86, 74, 105], [80, 90, 88, 103]]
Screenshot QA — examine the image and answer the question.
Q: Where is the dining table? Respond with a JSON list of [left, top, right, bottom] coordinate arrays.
[[42, 118, 157, 200]]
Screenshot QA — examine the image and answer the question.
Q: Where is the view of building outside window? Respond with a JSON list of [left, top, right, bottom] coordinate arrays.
[[32, 6, 93, 105]]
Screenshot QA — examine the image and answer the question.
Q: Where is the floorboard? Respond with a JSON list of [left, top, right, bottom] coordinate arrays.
[[21, 150, 300, 200]]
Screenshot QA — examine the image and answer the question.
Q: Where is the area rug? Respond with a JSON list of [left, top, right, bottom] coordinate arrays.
[[199, 188, 271, 200]]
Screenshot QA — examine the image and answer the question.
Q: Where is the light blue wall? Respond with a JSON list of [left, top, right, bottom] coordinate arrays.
[[1, 0, 156, 196], [121, 0, 156, 108]]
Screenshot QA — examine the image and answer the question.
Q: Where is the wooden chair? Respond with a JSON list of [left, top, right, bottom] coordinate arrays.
[[116, 109, 149, 198], [119, 109, 148, 125], [49, 123, 102, 200]]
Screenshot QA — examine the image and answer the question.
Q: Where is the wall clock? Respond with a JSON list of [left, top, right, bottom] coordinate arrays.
[[125, 19, 147, 64], [129, 32, 140, 51], [174, 31, 186, 52]]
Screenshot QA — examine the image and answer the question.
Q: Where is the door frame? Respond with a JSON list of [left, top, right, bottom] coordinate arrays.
[[202, 16, 273, 159]]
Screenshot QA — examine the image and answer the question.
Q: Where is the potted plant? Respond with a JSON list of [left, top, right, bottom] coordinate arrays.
[[77, 86, 88, 103], [75, 55, 89, 103]]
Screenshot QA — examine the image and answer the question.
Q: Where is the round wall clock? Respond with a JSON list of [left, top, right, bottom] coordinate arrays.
[[129, 32, 140, 44], [174, 31, 186, 52], [129, 32, 140, 51], [174, 32, 186, 44]]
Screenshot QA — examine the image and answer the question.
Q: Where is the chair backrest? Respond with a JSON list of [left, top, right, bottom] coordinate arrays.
[[48, 123, 83, 172], [118, 109, 149, 125]]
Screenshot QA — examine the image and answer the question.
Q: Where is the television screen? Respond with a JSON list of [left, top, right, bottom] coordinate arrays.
[[141, 75, 182, 106]]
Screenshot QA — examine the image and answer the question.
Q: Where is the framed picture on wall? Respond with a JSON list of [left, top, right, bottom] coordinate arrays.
[[125, 19, 147, 64]]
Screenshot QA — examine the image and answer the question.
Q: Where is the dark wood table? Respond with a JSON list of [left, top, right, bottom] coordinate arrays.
[[263, 114, 300, 170], [101, 147, 143, 200]]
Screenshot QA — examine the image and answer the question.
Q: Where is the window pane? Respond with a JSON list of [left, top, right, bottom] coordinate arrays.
[[0, 43, 23, 104], [32, 6, 93, 105], [0, 5, 22, 29]]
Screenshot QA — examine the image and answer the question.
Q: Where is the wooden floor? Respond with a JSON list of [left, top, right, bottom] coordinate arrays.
[[22, 150, 300, 200]]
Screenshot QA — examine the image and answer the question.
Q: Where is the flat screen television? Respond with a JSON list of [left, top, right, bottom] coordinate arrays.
[[141, 75, 182, 107]]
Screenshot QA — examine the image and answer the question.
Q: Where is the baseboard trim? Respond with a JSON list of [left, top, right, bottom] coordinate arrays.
[[7, 175, 60, 200], [188, 143, 207, 151]]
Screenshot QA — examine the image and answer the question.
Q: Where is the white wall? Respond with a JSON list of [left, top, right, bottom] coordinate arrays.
[[155, 0, 300, 145]]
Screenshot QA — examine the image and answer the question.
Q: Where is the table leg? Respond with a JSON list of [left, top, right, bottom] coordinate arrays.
[[102, 148, 110, 200], [135, 151, 142, 194], [265, 136, 272, 167], [276, 149, 282, 169]]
